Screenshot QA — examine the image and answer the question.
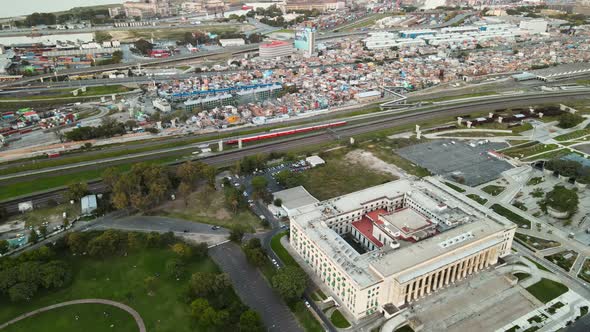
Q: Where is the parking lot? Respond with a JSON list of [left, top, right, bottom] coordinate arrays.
[[397, 139, 514, 186]]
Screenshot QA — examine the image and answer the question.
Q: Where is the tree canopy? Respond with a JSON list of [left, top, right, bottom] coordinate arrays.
[[545, 185, 579, 214], [271, 266, 308, 302]]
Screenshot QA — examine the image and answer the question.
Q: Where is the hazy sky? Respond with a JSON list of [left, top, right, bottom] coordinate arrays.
[[4, 0, 125, 17]]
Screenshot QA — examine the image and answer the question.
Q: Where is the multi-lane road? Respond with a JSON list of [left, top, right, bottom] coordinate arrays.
[[1, 90, 589, 214]]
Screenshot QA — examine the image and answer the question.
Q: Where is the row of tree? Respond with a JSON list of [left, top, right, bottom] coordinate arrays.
[[0, 246, 71, 302], [65, 117, 126, 141], [545, 159, 590, 183]]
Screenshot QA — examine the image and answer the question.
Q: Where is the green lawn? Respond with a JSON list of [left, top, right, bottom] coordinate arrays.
[[445, 182, 466, 193], [427, 91, 497, 102], [491, 204, 531, 228], [299, 149, 396, 201], [0, 86, 131, 102], [0, 156, 183, 202], [527, 177, 544, 186], [271, 232, 297, 267], [155, 187, 263, 232], [578, 258, 590, 283], [466, 194, 487, 205], [0, 248, 221, 332], [482, 185, 505, 196], [524, 257, 551, 272], [503, 143, 558, 159], [545, 250, 578, 272], [515, 233, 560, 251], [554, 129, 590, 142], [3, 303, 137, 332], [514, 272, 531, 281], [438, 130, 516, 138], [526, 278, 568, 303], [330, 309, 351, 328]]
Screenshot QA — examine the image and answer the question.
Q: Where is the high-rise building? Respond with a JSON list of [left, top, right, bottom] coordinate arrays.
[[287, 177, 516, 321]]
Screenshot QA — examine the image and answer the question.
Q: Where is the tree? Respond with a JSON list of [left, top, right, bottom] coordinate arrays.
[[229, 226, 245, 243], [273, 198, 283, 207], [239, 310, 264, 332], [165, 258, 186, 279], [29, 229, 39, 244], [244, 246, 266, 267], [66, 232, 87, 253], [251, 176, 268, 196], [125, 119, 137, 130], [177, 161, 202, 186], [190, 298, 210, 320], [171, 242, 193, 261], [545, 185, 579, 215], [558, 112, 584, 129], [39, 261, 71, 289], [178, 181, 192, 207], [39, 225, 48, 238], [102, 167, 120, 191], [133, 39, 154, 56], [127, 232, 145, 250], [95, 31, 112, 43], [0, 240, 9, 255], [67, 182, 88, 201], [271, 266, 308, 302], [8, 282, 37, 302]]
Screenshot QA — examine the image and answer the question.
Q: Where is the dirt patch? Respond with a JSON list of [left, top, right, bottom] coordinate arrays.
[[345, 150, 402, 178]]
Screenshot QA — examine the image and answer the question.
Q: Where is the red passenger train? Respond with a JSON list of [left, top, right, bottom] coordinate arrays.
[[225, 121, 347, 145]]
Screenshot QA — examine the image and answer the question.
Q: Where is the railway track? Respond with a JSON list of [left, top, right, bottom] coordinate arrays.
[[1, 91, 589, 214]]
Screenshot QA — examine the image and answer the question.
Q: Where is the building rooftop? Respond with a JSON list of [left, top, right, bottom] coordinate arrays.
[[289, 177, 515, 288], [274, 186, 319, 212], [380, 208, 431, 233]]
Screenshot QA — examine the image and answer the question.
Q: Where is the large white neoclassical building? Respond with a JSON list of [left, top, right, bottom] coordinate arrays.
[[288, 177, 516, 321]]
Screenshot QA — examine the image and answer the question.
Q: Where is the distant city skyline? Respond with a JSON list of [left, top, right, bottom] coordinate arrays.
[[4, 0, 125, 17]]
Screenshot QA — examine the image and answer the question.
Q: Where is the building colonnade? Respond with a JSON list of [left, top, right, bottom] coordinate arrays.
[[402, 245, 499, 303]]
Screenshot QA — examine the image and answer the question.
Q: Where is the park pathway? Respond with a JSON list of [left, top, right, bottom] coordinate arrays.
[[0, 299, 146, 332]]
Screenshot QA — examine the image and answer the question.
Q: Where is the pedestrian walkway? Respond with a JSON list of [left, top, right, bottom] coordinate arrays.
[[0, 299, 146, 332]]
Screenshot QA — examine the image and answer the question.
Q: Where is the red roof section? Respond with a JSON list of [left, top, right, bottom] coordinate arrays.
[[260, 40, 291, 48], [366, 209, 388, 225], [352, 217, 383, 248]]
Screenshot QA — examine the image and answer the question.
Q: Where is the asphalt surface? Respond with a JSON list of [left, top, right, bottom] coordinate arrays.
[[209, 242, 303, 332], [1, 90, 589, 215], [87, 215, 228, 235]]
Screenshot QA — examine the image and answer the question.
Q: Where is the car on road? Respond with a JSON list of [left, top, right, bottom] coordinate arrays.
[[211, 226, 221, 230], [305, 301, 311, 308]]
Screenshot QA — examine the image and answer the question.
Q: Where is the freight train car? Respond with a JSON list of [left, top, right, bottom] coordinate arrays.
[[226, 121, 347, 145]]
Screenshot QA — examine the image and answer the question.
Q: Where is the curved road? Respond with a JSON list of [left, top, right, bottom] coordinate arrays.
[[0, 299, 146, 332]]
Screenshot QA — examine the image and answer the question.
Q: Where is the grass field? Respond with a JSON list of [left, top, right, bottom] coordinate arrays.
[[491, 204, 531, 228], [427, 91, 498, 102], [466, 193, 487, 205], [515, 233, 561, 251], [330, 310, 351, 328], [270, 232, 297, 267], [0, 156, 186, 202], [0, 248, 222, 332], [3, 303, 138, 332], [154, 187, 262, 232], [445, 182, 466, 193], [438, 130, 516, 138], [578, 258, 590, 283], [545, 250, 579, 272], [299, 149, 396, 201], [554, 129, 590, 142], [524, 256, 551, 272], [514, 273, 531, 281], [482, 185, 505, 196], [0, 86, 131, 102], [111, 25, 246, 41], [526, 278, 568, 303], [503, 143, 558, 159], [523, 148, 569, 162]]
